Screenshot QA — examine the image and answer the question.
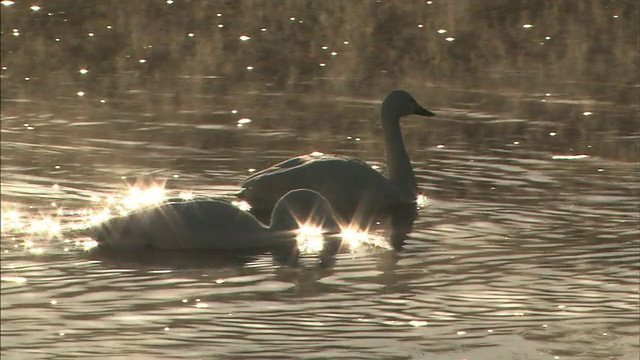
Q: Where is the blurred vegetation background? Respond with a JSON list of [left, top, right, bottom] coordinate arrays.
[[1, 1, 638, 162], [1, 0, 637, 100]]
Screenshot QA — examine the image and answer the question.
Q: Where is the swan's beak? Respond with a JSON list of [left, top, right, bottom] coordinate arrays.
[[414, 104, 435, 117]]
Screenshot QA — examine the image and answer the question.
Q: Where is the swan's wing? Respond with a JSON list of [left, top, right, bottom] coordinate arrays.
[[244, 155, 310, 180], [243, 154, 363, 182], [242, 154, 371, 191], [240, 155, 402, 219]]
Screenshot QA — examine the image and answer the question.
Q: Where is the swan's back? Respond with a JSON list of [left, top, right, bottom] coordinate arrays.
[[91, 199, 271, 250], [240, 154, 404, 221]]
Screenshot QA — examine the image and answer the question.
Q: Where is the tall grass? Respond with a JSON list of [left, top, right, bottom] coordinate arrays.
[[1, 0, 637, 100]]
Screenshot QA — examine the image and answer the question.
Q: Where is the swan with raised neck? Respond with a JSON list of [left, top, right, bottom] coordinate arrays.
[[239, 89, 435, 223], [381, 90, 434, 201]]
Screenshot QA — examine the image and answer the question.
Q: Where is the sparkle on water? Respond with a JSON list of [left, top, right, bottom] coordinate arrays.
[[416, 193, 428, 208], [120, 183, 166, 209], [292, 208, 393, 253], [1, 181, 175, 253], [340, 227, 392, 251], [1, 276, 28, 284], [231, 199, 251, 212], [551, 154, 590, 160], [295, 225, 325, 253]]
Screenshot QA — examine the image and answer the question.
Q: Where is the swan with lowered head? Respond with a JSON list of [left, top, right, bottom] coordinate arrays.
[[238, 90, 434, 222], [89, 189, 340, 251]]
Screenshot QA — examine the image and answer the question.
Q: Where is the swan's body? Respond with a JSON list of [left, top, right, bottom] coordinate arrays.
[[239, 90, 434, 222], [240, 153, 406, 222], [89, 189, 339, 251]]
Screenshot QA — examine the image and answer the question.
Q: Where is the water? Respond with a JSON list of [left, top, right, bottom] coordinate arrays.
[[2, 1, 639, 359]]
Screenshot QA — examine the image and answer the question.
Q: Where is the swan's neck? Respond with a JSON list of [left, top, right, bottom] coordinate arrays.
[[382, 113, 417, 201]]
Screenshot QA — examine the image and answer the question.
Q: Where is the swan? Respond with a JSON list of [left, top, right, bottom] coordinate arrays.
[[89, 189, 340, 251], [238, 89, 435, 222]]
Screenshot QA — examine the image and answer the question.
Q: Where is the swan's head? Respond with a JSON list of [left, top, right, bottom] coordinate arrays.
[[270, 189, 340, 233], [382, 90, 435, 120]]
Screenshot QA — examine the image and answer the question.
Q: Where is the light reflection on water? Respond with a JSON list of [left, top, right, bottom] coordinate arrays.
[[2, 93, 637, 358], [2, 1, 639, 359]]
